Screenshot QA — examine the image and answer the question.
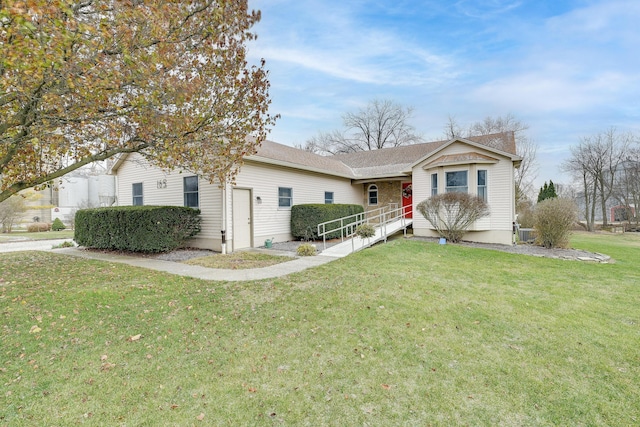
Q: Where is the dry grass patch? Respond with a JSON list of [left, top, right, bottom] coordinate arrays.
[[183, 250, 291, 269]]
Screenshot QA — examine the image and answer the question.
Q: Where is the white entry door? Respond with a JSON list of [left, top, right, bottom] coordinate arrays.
[[232, 188, 252, 250]]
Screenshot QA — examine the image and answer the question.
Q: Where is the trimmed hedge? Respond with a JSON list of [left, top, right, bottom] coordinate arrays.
[[74, 206, 201, 253], [291, 204, 364, 240]]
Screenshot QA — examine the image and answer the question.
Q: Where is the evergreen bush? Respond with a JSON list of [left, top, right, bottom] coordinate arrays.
[[51, 217, 66, 231], [537, 180, 558, 203], [74, 206, 201, 252], [291, 204, 364, 240]]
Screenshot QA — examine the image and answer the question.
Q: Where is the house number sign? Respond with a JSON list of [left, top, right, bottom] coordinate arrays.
[[156, 179, 167, 189]]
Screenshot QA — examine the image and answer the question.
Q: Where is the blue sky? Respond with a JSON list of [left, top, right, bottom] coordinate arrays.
[[248, 0, 640, 188]]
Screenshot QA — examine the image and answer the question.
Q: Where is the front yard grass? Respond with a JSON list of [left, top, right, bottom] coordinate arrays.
[[183, 251, 291, 269], [0, 230, 75, 242], [1, 232, 638, 425]]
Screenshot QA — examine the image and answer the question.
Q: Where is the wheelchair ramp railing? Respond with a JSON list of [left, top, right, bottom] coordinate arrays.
[[317, 205, 413, 257]]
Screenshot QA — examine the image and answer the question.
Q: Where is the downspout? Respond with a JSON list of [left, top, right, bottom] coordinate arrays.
[[221, 182, 227, 254]]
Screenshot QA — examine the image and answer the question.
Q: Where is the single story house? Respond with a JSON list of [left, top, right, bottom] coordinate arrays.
[[110, 131, 522, 252]]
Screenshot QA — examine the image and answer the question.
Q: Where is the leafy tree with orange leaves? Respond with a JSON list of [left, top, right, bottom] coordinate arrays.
[[0, 0, 276, 202]]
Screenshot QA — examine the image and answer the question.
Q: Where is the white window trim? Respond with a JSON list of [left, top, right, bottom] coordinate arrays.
[[367, 184, 378, 206], [325, 191, 334, 204], [477, 169, 488, 201], [183, 176, 199, 208], [278, 187, 293, 209], [431, 173, 438, 197], [132, 182, 143, 206], [445, 170, 468, 193]]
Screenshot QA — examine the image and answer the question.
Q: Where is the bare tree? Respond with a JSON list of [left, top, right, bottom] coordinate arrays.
[[443, 115, 464, 139], [306, 99, 422, 154], [612, 140, 640, 225], [562, 128, 632, 229], [0, 191, 41, 233], [563, 144, 599, 231], [445, 114, 538, 206]]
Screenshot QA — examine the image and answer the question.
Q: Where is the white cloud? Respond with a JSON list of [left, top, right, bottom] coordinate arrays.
[[454, 0, 523, 18], [471, 69, 636, 113]]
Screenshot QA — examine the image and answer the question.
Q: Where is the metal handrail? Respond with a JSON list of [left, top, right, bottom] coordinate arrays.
[[317, 204, 412, 250]]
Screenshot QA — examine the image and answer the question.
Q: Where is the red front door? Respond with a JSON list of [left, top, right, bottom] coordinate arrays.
[[402, 182, 412, 218]]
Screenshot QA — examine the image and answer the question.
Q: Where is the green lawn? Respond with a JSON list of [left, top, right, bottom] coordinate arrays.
[[1, 232, 638, 426], [184, 251, 291, 270], [0, 230, 75, 241]]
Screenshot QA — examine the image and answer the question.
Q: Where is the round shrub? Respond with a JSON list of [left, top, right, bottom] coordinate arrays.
[[534, 198, 577, 248], [296, 242, 317, 256], [355, 223, 376, 239], [416, 192, 489, 243]]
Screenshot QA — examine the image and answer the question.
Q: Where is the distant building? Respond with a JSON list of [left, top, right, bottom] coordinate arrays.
[[21, 174, 116, 227]]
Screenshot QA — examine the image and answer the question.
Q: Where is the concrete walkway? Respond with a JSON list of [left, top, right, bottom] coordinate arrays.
[[0, 239, 72, 253], [1, 225, 408, 281], [0, 239, 341, 281], [56, 247, 341, 281]]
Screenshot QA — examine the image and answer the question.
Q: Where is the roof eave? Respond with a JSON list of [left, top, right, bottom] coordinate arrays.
[[423, 158, 499, 170], [247, 156, 356, 179], [108, 153, 129, 174], [352, 173, 411, 184]]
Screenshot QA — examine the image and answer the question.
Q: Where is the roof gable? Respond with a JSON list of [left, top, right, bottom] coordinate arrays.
[[423, 152, 499, 168], [409, 133, 521, 170]]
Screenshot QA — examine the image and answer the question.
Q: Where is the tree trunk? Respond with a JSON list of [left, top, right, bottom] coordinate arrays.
[[598, 176, 609, 227], [582, 173, 594, 231], [590, 179, 598, 231]]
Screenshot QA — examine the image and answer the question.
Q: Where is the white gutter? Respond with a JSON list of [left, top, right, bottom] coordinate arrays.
[[221, 182, 227, 254]]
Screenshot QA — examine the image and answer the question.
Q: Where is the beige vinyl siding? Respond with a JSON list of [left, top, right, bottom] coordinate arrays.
[[479, 158, 515, 232], [233, 161, 361, 244], [114, 153, 223, 250], [411, 142, 516, 245]]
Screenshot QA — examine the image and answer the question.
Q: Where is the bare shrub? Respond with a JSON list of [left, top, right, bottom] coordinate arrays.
[[533, 198, 577, 248], [27, 222, 51, 232], [416, 193, 490, 243], [517, 199, 535, 228]]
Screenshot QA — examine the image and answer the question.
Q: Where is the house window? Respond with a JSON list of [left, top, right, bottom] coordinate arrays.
[[325, 191, 334, 204], [431, 173, 438, 196], [445, 171, 468, 193], [183, 176, 199, 208], [477, 170, 487, 201], [278, 187, 293, 208], [132, 183, 143, 206], [368, 184, 378, 205]]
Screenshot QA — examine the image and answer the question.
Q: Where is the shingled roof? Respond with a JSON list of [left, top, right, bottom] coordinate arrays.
[[249, 131, 518, 180], [250, 140, 355, 178], [331, 131, 516, 179]]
